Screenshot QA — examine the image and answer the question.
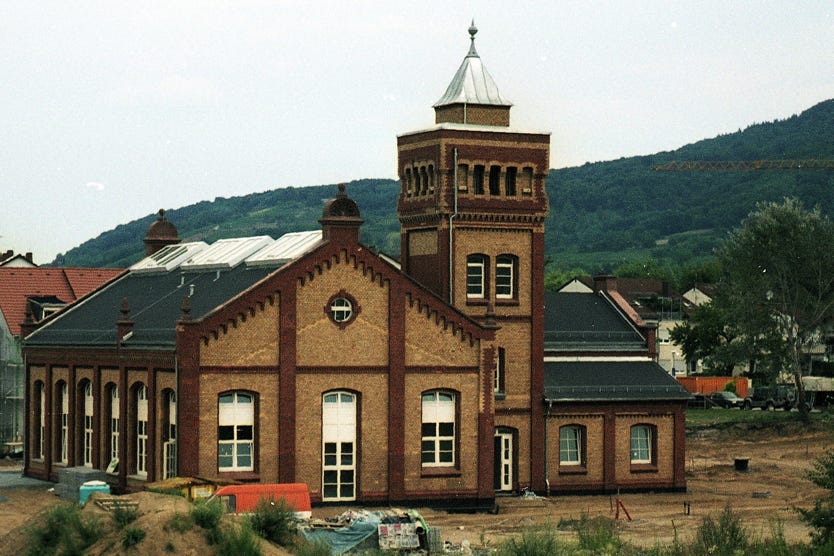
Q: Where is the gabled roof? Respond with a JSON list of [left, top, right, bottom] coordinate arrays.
[[433, 23, 511, 109], [544, 361, 691, 402], [544, 291, 645, 352], [25, 232, 324, 349], [563, 276, 690, 322], [0, 267, 123, 336]]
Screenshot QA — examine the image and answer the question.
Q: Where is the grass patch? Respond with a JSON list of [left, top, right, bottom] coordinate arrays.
[[111, 505, 141, 528], [190, 499, 223, 529], [165, 511, 194, 533], [216, 522, 262, 556], [25, 503, 103, 556], [248, 497, 296, 546], [121, 526, 146, 549]]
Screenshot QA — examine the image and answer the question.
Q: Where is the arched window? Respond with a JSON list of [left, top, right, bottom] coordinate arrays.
[[33, 382, 45, 460], [473, 165, 485, 194], [108, 385, 119, 472], [466, 254, 488, 299], [135, 384, 148, 476], [218, 391, 254, 471], [56, 381, 68, 465], [494, 347, 506, 397], [495, 254, 517, 300], [505, 166, 518, 196], [421, 391, 456, 467], [489, 165, 501, 195], [83, 382, 94, 467], [559, 425, 586, 467], [322, 391, 357, 501], [163, 390, 177, 479], [630, 424, 656, 465]]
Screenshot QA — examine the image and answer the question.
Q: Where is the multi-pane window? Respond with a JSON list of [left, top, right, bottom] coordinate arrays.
[[36, 383, 45, 459], [466, 254, 487, 298], [559, 425, 582, 465], [322, 391, 357, 501], [110, 387, 120, 468], [330, 297, 353, 323], [164, 391, 177, 480], [630, 425, 652, 463], [83, 383, 93, 467], [421, 391, 455, 467], [59, 382, 68, 464], [218, 392, 254, 471], [495, 255, 516, 299], [494, 347, 506, 395], [136, 385, 148, 476]]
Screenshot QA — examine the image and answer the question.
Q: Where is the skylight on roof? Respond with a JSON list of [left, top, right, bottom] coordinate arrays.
[[130, 242, 209, 273], [246, 231, 322, 268], [180, 236, 274, 271]]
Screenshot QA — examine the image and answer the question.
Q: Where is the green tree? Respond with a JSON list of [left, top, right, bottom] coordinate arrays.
[[670, 301, 739, 375], [719, 198, 834, 418], [798, 450, 834, 549]]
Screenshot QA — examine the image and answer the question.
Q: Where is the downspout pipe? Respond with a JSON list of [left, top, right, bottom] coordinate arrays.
[[544, 400, 552, 496], [449, 148, 459, 305]]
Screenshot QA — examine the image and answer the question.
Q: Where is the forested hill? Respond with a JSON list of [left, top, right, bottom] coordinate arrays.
[[54, 98, 834, 270]]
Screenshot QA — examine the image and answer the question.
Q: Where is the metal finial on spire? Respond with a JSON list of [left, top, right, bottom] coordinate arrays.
[[467, 20, 479, 57]]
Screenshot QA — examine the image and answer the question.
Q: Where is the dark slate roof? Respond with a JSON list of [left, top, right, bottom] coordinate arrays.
[[544, 361, 691, 402], [543, 291, 645, 352], [25, 265, 274, 349]]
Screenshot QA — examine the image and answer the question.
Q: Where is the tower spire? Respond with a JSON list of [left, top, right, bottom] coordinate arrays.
[[467, 20, 479, 57]]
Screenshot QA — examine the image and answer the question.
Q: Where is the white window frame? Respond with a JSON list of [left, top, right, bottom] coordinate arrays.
[[59, 383, 68, 464], [83, 382, 94, 467], [36, 383, 45, 460], [494, 347, 505, 395], [330, 297, 353, 323], [495, 255, 515, 299], [630, 425, 652, 464], [136, 385, 148, 477], [218, 392, 254, 472], [421, 391, 455, 467], [466, 255, 486, 298], [322, 391, 357, 501], [559, 425, 582, 465], [110, 387, 120, 469], [164, 391, 177, 480]]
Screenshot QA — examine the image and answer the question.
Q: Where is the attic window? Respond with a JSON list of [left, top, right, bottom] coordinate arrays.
[[325, 291, 360, 329]]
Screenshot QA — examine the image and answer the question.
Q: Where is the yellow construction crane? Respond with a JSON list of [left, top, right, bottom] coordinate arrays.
[[654, 159, 834, 171]]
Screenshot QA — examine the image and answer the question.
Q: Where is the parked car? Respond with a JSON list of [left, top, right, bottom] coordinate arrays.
[[687, 393, 717, 409], [742, 385, 795, 411], [708, 391, 744, 409]]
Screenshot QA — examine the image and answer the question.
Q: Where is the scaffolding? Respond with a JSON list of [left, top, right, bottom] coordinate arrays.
[[0, 329, 24, 455]]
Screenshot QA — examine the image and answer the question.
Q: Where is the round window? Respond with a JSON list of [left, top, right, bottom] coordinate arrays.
[[329, 297, 353, 323]]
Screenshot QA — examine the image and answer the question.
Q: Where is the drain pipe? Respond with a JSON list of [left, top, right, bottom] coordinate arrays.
[[449, 148, 459, 305], [544, 400, 552, 496]]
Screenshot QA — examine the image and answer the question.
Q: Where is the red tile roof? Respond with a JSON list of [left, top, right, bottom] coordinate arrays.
[[0, 267, 124, 336]]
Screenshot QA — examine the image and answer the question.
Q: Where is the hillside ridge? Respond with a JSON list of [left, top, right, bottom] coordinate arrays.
[[54, 98, 834, 270]]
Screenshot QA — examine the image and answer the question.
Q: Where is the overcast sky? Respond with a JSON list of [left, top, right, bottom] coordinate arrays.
[[2, 1, 833, 264]]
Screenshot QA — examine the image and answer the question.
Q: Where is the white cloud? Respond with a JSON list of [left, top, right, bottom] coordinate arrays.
[[85, 181, 106, 191]]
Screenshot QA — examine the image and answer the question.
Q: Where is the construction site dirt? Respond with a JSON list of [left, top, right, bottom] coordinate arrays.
[[0, 419, 830, 553]]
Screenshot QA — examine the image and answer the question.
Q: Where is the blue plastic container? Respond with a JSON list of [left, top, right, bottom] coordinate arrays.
[[79, 480, 110, 504]]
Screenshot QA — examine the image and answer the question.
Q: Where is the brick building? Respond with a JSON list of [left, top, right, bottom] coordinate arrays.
[[21, 25, 688, 506]]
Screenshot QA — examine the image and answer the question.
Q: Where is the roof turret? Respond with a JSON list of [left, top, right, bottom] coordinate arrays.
[[433, 22, 512, 126], [144, 209, 180, 256]]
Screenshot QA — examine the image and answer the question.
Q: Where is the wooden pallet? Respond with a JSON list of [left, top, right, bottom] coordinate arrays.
[[95, 497, 140, 511]]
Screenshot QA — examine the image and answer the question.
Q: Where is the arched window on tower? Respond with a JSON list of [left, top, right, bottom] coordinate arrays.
[[505, 166, 518, 196], [495, 254, 518, 300], [473, 165, 485, 195], [489, 165, 501, 195], [466, 254, 489, 299]]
